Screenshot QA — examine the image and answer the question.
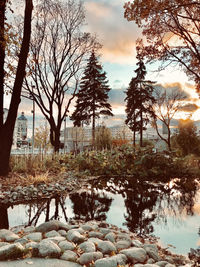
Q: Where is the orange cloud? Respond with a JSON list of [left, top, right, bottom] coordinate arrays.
[[84, 1, 140, 64]]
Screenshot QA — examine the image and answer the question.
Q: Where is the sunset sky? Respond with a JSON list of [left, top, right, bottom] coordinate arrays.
[[7, 0, 200, 131]]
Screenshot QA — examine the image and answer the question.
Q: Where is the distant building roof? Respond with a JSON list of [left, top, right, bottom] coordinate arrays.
[[18, 112, 27, 121]]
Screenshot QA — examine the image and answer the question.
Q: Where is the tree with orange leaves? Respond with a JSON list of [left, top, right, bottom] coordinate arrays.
[[124, 0, 200, 92]]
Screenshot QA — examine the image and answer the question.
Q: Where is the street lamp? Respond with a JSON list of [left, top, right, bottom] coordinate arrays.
[[31, 84, 35, 154]]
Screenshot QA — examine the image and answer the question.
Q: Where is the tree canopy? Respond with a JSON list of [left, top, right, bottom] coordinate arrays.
[[70, 51, 113, 145], [124, 0, 200, 91], [125, 58, 155, 146]]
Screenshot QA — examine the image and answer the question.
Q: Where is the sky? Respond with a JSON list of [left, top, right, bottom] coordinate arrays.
[[5, 0, 200, 133]]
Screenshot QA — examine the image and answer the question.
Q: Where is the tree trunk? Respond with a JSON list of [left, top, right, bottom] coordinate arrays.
[[0, 206, 8, 229], [92, 112, 95, 148], [140, 111, 143, 147], [0, 0, 6, 128], [0, 0, 33, 176]]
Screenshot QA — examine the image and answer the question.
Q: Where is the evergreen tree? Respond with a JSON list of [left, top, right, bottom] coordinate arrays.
[[125, 58, 155, 146], [70, 52, 113, 146]]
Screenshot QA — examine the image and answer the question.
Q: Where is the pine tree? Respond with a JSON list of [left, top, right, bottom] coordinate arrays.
[[70, 52, 113, 146], [125, 59, 155, 146]]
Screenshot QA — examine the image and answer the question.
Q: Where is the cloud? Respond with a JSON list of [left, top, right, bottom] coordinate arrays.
[[178, 103, 199, 112], [155, 82, 190, 99], [84, 1, 140, 64]]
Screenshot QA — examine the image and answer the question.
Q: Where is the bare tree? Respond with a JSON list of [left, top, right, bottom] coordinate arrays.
[[0, 0, 33, 176], [152, 87, 186, 150], [24, 0, 98, 152]]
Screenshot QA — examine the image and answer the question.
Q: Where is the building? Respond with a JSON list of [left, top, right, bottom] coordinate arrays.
[[16, 112, 28, 147], [3, 109, 29, 149]]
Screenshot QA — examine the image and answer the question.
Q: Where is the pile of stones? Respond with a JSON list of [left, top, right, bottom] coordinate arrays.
[[0, 220, 193, 266], [0, 174, 88, 205]]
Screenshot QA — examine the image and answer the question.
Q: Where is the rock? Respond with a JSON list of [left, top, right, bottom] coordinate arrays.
[[147, 258, 155, 264], [165, 264, 176, 267], [132, 239, 143, 248], [79, 241, 96, 253], [99, 228, 111, 235], [25, 232, 42, 242], [0, 229, 19, 242], [116, 240, 131, 250], [88, 231, 104, 239], [36, 221, 69, 233], [82, 224, 96, 231], [105, 232, 116, 243], [58, 230, 67, 237], [58, 240, 75, 251], [144, 244, 159, 261], [45, 230, 61, 238], [88, 237, 102, 245], [0, 243, 25, 260], [95, 254, 127, 267], [0, 242, 9, 247], [60, 250, 77, 261], [121, 247, 147, 263], [23, 226, 35, 233], [14, 237, 28, 245], [116, 234, 132, 245], [97, 240, 117, 254], [38, 239, 61, 258], [79, 252, 103, 265], [67, 230, 85, 244], [25, 241, 39, 257], [45, 236, 66, 243], [143, 265, 160, 267], [155, 261, 169, 267]]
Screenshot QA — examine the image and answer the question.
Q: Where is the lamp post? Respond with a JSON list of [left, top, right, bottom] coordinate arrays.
[[31, 84, 35, 154], [64, 116, 66, 153]]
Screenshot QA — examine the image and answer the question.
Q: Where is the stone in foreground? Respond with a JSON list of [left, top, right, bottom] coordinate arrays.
[[0, 243, 25, 260], [121, 247, 147, 263]]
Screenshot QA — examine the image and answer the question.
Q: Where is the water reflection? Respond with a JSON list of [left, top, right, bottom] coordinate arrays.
[[70, 190, 113, 221], [0, 177, 199, 254]]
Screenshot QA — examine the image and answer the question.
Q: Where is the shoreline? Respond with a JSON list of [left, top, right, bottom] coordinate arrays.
[[0, 219, 194, 266]]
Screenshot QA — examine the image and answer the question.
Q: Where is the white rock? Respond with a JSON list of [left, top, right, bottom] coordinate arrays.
[[25, 232, 42, 242], [58, 240, 75, 251], [116, 240, 131, 250], [0, 229, 19, 242], [45, 230, 61, 238], [121, 247, 147, 263], [88, 231, 104, 238], [67, 230, 85, 244], [79, 241, 96, 253], [0, 242, 24, 260], [58, 230, 67, 236], [144, 244, 159, 261], [60, 250, 77, 261], [38, 239, 61, 258], [105, 232, 116, 243], [97, 240, 117, 254], [79, 252, 103, 265], [95, 254, 127, 267]]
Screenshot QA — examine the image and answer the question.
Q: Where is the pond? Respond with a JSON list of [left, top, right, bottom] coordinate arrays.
[[1, 176, 200, 256]]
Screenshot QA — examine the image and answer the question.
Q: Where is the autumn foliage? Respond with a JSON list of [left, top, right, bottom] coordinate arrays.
[[124, 0, 200, 91]]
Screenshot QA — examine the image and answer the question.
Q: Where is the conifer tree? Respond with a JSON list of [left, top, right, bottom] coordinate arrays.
[[125, 58, 155, 146], [70, 52, 113, 146]]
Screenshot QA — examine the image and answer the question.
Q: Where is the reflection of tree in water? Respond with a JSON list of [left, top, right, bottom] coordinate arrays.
[[0, 205, 9, 229], [70, 190, 113, 221], [26, 195, 68, 226], [93, 176, 198, 236], [123, 180, 158, 235]]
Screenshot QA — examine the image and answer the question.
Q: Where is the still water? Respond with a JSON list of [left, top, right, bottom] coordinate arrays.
[[2, 176, 200, 255]]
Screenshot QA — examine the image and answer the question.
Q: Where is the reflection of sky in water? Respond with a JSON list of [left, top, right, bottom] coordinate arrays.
[[6, 185, 200, 256]]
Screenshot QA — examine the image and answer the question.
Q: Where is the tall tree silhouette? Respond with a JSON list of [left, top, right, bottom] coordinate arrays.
[[70, 52, 113, 146], [0, 0, 33, 176], [125, 57, 155, 146]]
